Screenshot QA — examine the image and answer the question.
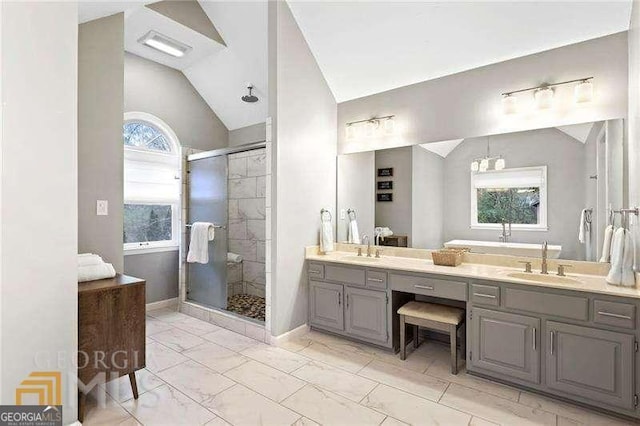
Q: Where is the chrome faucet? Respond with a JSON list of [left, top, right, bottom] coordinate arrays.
[[541, 241, 548, 275], [362, 235, 372, 257], [499, 219, 511, 243]]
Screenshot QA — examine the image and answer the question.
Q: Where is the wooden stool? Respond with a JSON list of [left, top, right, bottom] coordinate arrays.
[[398, 301, 465, 374]]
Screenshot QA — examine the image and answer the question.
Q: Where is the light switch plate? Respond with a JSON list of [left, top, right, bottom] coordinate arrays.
[[97, 200, 108, 216]]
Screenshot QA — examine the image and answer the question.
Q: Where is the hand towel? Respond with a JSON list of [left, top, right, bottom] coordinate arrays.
[[78, 262, 116, 282], [227, 252, 243, 263], [599, 225, 614, 263], [621, 230, 636, 287], [347, 218, 361, 244], [187, 222, 215, 264], [606, 228, 626, 285], [78, 253, 104, 267], [578, 209, 592, 260], [320, 216, 334, 253]]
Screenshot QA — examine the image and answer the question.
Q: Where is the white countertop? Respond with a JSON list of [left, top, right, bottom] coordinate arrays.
[[306, 250, 640, 300]]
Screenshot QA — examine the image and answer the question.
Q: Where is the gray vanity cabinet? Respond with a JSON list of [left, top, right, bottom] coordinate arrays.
[[470, 307, 540, 384], [345, 286, 388, 343], [546, 321, 635, 410], [309, 280, 344, 331]]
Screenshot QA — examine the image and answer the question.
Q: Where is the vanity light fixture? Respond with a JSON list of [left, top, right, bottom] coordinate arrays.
[[138, 31, 192, 58], [345, 115, 396, 140], [501, 77, 594, 114], [471, 136, 505, 173]]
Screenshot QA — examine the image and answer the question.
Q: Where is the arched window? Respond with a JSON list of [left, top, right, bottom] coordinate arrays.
[[123, 112, 181, 251]]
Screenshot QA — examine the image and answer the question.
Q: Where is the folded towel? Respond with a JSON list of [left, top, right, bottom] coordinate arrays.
[[599, 225, 614, 263], [187, 222, 215, 264], [227, 252, 243, 263], [348, 218, 360, 244], [375, 227, 394, 242], [78, 253, 104, 267], [320, 214, 334, 253], [621, 230, 636, 287], [78, 262, 116, 282], [607, 228, 627, 285]]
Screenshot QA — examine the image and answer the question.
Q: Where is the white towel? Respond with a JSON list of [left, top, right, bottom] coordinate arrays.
[[187, 222, 215, 264], [347, 218, 360, 244], [78, 262, 116, 282], [78, 253, 104, 267], [607, 228, 626, 285], [621, 230, 636, 287], [578, 209, 592, 260], [320, 217, 334, 253], [599, 225, 614, 263], [227, 252, 243, 263]]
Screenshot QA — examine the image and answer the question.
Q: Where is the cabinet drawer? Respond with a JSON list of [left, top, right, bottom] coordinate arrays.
[[308, 262, 325, 279], [593, 300, 636, 330], [390, 273, 467, 301], [325, 265, 365, 286], [504, 288, 588, 321], [366, 270, 388, 289], [470, 284, 500, 306]]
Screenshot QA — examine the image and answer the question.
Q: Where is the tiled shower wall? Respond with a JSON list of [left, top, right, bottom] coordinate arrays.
[[227, 148, 267, 298]]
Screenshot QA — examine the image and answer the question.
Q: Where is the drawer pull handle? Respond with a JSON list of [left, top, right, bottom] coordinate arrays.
[[414, 285, 434, 290], [474, 293, 496, 299], [597, 311, 632, 320], [550, 331, 555, 355], [532, 327, 536, 351], [368, 278, 384, 283], [309, 270, 321, 275]]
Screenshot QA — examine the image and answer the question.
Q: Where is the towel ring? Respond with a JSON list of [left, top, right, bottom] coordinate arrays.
[[320, 208, 332, 222], [347, 208, 357, 220]]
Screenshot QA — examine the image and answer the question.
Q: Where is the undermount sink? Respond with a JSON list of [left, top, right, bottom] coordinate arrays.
[[340, 255, 381, 263], [504, 271, 581, 285]]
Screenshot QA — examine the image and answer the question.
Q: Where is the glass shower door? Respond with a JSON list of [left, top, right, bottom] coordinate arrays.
[[187, 154, 228, 309]]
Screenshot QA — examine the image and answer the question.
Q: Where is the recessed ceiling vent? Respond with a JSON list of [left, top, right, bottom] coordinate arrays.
[[138, 30, 192, 58]]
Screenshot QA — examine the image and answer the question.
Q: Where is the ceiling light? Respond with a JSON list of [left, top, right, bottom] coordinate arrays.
[[574, 79, 593, 103], [494, 158, 506, 170], [138, 31, 191, 58], [470, 161, 479, 172], [471, 137, 505, 173], [344, 115, 395, 140], [534, 87, 554, 109], [383, 117, 395, 135], [479, 158, 489, 172], [502, 95, 517, 115]]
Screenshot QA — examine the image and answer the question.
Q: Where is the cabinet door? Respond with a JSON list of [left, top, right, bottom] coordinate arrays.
[[309, 280, 344, 331], [345, 287, 388, 343], [470, 308, 540, 384], [546, 321, 634, 410]]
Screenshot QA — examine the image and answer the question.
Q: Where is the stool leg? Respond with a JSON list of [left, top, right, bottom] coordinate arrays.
[[413, 325, 419, 348], [129, 372, 139, 399], [460, 323, 466, 364], [450, 324, 458, 375], [400, 315, 406, 360]]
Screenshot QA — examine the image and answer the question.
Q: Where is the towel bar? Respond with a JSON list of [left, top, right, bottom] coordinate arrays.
[[185, 223, 227, 230]]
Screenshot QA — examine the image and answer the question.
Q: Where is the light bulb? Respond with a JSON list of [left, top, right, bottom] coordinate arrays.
[[495, 158, 506, 170], [479, 158, 489, 172], [346, 125, 356, 140], [470, 161, 479, 172], [365, 121, 376, 137], [384, 117, 395, 135], [534, 87, 554, 109], [502, 95, 517, 114], [574, 80, 593, 103]]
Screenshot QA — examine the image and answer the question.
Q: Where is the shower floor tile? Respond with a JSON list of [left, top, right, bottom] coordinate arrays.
[[227, 294, 265, 322]]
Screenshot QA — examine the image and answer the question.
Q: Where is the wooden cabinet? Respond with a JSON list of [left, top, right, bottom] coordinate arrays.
[[470, 308, 540, 384], [546, 321, 635, 410], [309, 280, 344, 331], [345, 286, 388, 343]]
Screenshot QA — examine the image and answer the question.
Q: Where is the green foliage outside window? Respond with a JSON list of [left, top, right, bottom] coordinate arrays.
[[477, 187, 539, 225], [124, 204, 173, 244]]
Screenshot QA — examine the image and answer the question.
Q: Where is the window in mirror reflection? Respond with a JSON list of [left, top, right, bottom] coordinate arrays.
[[471, 166, 547, 230]]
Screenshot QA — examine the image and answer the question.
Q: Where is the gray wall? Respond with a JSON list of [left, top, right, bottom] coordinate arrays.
[[124, 52, 229, 150], [270, 1, 337, 336], [337, 151, 375, 242], [78, 14, 125, 271], [338, 32, 628, 154], [375, 147, 412, 243], [412, 145, 445, 249], [124, 251, 179, 303], [443, 128, 587, 260], [229, 122, 267, 147]]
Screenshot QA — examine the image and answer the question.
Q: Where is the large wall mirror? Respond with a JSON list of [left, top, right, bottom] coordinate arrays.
[[337, 119, 627, 261]]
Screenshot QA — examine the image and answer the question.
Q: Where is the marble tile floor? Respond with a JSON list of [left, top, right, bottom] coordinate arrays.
[[84, 309, 637, 426]]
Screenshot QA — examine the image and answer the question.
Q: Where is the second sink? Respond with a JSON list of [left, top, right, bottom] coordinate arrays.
[[505, 271, 581, 285], [340, 255, 381, 263]]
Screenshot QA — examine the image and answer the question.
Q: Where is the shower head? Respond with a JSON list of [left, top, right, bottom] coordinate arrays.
[[242, 85, 259, 103]]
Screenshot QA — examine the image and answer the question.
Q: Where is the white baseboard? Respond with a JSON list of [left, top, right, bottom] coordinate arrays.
[[146, 297, 179, 312], [267, 323, 310, 345]]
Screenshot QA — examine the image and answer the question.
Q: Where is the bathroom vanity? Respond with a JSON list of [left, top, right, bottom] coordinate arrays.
[[306, 248, 640, 420]]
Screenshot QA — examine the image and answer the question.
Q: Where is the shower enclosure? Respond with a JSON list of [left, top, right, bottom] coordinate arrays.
[[186, 142, 267, 322]]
